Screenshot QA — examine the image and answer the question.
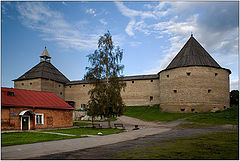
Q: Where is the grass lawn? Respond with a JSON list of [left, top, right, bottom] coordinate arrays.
[[1, 127, 123, 147], [115, 131, 239, 160], [124, 105, 239, 126], [186, 106, 239, 125], [124, 105, 194, 122], [46, 127, 123, 136]]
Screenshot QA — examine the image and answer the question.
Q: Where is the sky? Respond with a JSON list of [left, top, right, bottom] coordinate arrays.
[[1, 1, 239, 91]]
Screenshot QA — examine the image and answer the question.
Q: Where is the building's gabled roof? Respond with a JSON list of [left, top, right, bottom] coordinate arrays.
[[165, 35, 223, 71], [13, 61, 70, 84], [1, 87, 74, 110]]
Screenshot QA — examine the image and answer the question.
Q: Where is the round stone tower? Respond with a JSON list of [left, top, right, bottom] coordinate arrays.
[[159, 35, 231, 113]]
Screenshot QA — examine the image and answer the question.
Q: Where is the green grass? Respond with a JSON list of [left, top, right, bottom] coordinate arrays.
[[46, 127, 123, 136], [124, 105, 239, 126], [115, 131, 239, 160], [1, 132, 79, 147], [1, 127, 123, 147], [73, 121, 91, 127], [124, 105, 194, 122], [186, 106, 239, 126]]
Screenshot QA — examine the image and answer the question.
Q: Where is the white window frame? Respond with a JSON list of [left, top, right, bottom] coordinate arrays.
[[35, 113, 44, 125]]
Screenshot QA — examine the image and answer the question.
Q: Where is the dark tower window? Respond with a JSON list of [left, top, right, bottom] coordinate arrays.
[[132, 81, 134, 84], [69, 86, 72, 88], [150, 96, 153, 101], [22, 83, 24, 86], [191, 108, 195, 112], [7, 91, 14, 96], [215, 73, 218, 76], [60, 92, 62, 95], [167, 75, 169, 78], [59, 85, 61, 87], [150, 80, 153, 82], [173, 90, 177, 93], [181, 108, 185, 111], [186, 72, 191, 76], [83, 84, 85, 87], [66, 101, 75, 107], [30, 82, 32, 85], [208, 89, 211, 93]]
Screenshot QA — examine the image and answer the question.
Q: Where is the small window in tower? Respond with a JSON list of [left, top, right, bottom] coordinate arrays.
[[224, 106, 226, 109], [83, 84, 85, 87], [59, 85, 61, 87], [180, 108, 185, 112], [150, 80, 153, 82], [167, 75, 169, 78], [22, 83, 24, 86], [69, 86, 72, 88], [191, 108, 195, 112], [173, 90, 177, 93], [186, 72, 191, 76], [132, 81, 134, 84], [215, 73, 218, 76], [60, 92, 62, 95], [150, 96, 153, 101], [208, 89, 211, 93], [30, 82, 32, 85]]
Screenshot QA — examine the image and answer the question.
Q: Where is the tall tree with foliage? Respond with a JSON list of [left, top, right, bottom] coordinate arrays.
[[230, 90, 239, 106], [85, 31, 126, 127]]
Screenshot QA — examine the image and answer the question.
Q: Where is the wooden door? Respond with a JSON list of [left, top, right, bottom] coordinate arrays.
[[22, 117, 29, 130]]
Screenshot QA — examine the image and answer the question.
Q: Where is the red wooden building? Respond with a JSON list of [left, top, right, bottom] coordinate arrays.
[[1, 87, 74, 130]]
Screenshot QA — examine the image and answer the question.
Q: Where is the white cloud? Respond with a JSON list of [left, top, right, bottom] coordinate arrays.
[[115, 2, 156, 36], [125, 19, 135, 36], [99, 18, 107, 25], [16, 2, 99, 51], [137, 2, 238, 75], [86, 8, 96, 16], [129, 41, 142, 47], [230, 79, 239, 91]]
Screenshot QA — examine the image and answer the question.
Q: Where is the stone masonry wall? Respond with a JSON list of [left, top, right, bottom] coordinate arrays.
[[14, 78, 42, 92], [14, 78, 65, 99], [64, 78, 160, 110], [159, 66, 230, 113]]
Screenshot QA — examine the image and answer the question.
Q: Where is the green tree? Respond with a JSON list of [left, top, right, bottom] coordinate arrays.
[[230, 90, 239, 106], [85, 31, 126, 127]]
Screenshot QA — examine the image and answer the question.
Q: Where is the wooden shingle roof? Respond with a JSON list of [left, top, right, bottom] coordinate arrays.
[[165, 36, 222, 70], [13, 61, 70, 84]]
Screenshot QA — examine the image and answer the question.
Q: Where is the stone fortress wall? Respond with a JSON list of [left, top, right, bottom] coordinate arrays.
[[13, 36, 231, 115], [14, 78, 65, 99], [159, 66, 230, 113], [64, 77, 160, 111]]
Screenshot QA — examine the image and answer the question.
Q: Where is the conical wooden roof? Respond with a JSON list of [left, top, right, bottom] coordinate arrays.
[[165, 35, 221, 70], [13, 61, 70, 84]]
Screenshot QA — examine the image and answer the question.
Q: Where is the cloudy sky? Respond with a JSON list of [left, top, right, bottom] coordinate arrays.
[[1, 1, 239, 90]]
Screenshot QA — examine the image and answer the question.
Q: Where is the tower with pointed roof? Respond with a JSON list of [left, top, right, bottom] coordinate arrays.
[[159, 35, 231, 113], [13, 47, 69, 99], [12, 36, 231, 115]]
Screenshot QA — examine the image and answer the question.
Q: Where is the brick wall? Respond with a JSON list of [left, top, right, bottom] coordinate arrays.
[[1, 107, 73, 130]]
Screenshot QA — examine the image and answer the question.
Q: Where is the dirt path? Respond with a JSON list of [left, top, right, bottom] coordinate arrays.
[[94, 115, 186, 130], [29, 126, 237, 160]]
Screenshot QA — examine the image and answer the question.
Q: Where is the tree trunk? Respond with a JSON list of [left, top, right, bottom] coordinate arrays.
[[108, 118, 111, 128]]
